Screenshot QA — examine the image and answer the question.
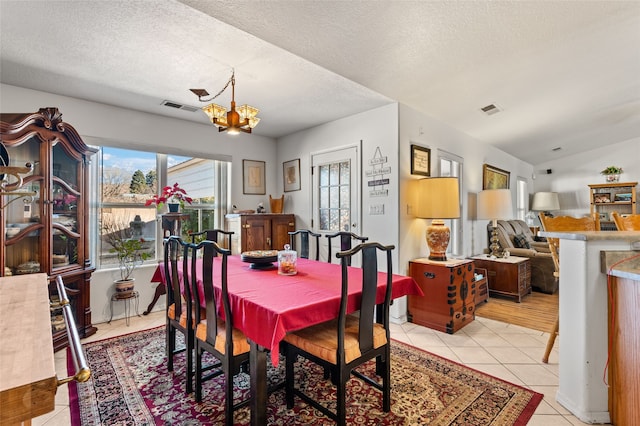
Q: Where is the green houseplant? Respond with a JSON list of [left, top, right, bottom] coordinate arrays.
[[103, 218, 153, 298], [600, 166, 623, 183]]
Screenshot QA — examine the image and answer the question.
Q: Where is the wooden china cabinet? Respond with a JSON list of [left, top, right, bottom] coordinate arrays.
[[1, 108, 97, 351]]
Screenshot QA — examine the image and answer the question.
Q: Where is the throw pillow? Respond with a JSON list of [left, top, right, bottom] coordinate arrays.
[[513, 233, 531, 249]]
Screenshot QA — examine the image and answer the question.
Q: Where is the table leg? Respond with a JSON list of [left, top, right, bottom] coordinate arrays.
[[143, 282, 166, 315], [250, 341, 267, 426]]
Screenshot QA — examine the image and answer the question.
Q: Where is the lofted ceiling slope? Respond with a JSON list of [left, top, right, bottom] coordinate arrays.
[[1, 0, 639, 166]]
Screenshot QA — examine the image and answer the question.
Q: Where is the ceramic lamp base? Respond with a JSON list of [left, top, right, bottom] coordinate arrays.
[[426, 219, 450, 261]]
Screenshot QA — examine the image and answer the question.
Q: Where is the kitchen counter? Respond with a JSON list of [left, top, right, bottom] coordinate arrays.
[[538, 230, 640, 423]]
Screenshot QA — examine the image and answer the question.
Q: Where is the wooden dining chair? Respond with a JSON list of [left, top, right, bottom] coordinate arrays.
[[189, 229, 234, 253], [193, 240, 251, 425], [282, 242, 395, 425], [325, 231, 368, 265], [538, 213, 600, 363], [611, 211, 640, 230], [288, 229, 321, 260], [164, 235, 199, 393]]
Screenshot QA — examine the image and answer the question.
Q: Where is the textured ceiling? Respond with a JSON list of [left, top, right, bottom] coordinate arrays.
[[1, 1, 639, 166]]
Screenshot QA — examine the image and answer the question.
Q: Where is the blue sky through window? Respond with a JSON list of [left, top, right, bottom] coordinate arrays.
[[102, 147, 190, 173]]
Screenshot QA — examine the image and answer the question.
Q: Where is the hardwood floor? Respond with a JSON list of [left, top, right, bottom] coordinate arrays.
[[475, 290, 559, 333]]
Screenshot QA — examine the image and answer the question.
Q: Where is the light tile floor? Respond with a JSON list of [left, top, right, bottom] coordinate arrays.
[[34, 312, 600, 425]]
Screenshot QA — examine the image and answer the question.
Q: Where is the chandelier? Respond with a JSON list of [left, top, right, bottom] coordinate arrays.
[[190, 69, 260, 135]]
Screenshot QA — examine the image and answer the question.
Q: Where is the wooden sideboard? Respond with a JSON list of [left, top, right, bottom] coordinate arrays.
[[225, 213, 295, 254]]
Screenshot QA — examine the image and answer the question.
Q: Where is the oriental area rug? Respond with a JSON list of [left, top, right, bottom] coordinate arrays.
[[69, 326, 542, 425]]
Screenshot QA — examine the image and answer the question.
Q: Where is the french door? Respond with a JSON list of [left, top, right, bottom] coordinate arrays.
[[311, 145, 360, 263]]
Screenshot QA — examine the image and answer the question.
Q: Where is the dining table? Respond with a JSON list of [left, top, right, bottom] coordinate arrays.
[[151, 254, 422, 425]]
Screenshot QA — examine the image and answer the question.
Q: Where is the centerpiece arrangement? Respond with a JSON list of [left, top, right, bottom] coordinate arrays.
[[600, 166, 623, 183], [145, 182, 193, 212]]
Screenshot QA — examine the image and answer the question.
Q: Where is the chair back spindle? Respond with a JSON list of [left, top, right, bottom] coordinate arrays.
[[288, 229, 321, 260]]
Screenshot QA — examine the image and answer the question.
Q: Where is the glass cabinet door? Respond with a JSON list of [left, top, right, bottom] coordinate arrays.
[[51, 144, 81, 269], [3, 135, 44, 276]]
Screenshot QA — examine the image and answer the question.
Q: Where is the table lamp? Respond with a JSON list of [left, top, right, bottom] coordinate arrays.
[[415, 177, 460, 261], [531, 192, 560, 216], [477, 189, 513, 258]]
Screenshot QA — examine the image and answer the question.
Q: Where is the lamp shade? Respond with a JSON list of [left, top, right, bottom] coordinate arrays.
[[415, 177, 460, 219], [477, 189, 513, 220], [531, 192, 560, 211]]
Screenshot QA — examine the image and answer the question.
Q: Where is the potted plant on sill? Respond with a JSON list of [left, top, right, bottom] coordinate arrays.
[[103, 218, 153, 298], [600, 166, 623, 183], [145, 182, 193, 212]]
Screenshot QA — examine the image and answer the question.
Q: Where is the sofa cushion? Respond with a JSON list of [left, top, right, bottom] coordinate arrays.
[[513, 233, 531, 249]]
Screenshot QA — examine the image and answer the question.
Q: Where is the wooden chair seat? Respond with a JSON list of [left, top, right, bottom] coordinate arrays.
[[195, 319, 250, 356], [284, 315, 387, 364], [168, 303, 205, 327]]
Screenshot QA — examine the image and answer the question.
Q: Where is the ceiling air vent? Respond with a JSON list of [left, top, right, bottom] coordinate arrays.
[[480, 104, 502, 116], [161, 100, 200, 113]]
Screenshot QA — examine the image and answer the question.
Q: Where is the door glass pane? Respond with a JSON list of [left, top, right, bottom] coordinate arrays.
[[329, 209, 339, 230], [340, 161, 350, 183], [320, 187, 329, 207], [320, 165, 329, 186], [329, 187, 338, 208], [329, 163, 339, 185], [320, 209, 329, 229], [340, 186, 349, 208], [317, 160, 352, 232]]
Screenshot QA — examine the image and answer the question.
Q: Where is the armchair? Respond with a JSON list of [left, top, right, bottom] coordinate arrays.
[[487, 219, 557, 294]]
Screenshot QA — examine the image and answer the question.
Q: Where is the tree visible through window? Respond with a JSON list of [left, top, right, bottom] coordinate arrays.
[[97, 147, 225, 269]]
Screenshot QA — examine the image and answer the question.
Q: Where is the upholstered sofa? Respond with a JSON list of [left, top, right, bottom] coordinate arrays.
[[486, 219, 557, 294]]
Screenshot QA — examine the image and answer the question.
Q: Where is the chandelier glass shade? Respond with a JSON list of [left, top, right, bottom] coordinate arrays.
[[192, 70, 260, 135]]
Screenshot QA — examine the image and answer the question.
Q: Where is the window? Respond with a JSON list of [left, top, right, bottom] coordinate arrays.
[[438, 150, 463, 257], [516, 177, 528, 221], [95, 147, 229, 269]]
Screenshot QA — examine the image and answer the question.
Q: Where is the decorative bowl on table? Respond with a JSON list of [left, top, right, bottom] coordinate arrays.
[[241, 250, 278, 269]]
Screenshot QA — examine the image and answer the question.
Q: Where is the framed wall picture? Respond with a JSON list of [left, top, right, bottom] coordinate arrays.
[[410, 144, 431, 176], [283, 158, 301, 192], [482, 164, 510, 189], [243, 159, 266, 195]]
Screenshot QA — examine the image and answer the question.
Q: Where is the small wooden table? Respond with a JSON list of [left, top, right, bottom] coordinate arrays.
[[470, 255, 532, 302]]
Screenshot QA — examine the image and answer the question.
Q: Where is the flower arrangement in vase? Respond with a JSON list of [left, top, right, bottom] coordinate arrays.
[[145, 182, 193, 212], [600, 166, 623, 183]]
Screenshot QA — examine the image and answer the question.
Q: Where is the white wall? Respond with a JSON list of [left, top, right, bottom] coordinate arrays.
[[532, 137, 639, 217], [1, 83, 278, 323], [398, 103, 535, 276], [277, 103, 400, 252]]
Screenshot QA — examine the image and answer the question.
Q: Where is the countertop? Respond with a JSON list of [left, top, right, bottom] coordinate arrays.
[[539, 230, 640, 242]]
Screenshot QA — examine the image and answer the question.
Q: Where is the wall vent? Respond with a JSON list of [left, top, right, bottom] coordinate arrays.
[[480, 104, 502, 115], [161, 100, 200, 113], [552, 147, 562, 152]]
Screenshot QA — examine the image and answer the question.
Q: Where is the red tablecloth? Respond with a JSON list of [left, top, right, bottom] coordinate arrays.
[[151, 256, 422, 364]]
